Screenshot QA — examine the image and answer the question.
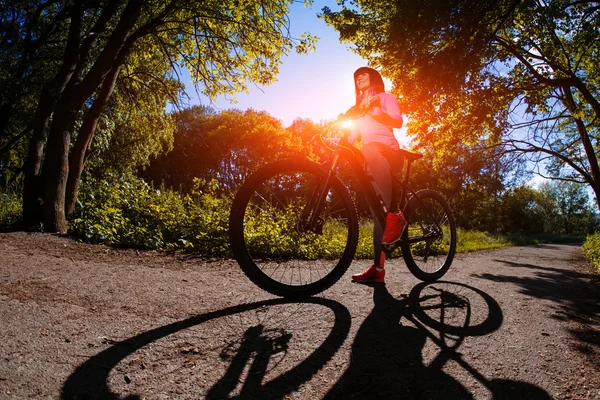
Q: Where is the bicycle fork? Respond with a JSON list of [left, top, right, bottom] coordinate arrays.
[[296, 153, 342, 235]]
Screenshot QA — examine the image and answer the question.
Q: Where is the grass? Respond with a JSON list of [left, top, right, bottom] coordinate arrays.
[[456, 229, 584, 253], [455, 229, 511, 253], [355, 220, 585, 260]]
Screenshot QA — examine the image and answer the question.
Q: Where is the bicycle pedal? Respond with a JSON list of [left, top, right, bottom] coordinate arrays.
[[383, 242, 401, 253]]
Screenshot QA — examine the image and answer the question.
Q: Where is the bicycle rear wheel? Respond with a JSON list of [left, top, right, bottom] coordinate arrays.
[[229, 159, 359, 298], [401, 189, 456, 281]]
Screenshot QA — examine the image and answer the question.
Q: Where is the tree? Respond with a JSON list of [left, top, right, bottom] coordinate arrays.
[[409, 143, 509, 231], [538, 180, 593, 235], [2, 0, 316, 232], [497, 185, 547, 233], [142, 106, 308, 193], [320, 0, 600, 210]]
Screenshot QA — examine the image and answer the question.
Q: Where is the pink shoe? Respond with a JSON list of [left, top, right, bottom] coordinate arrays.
[[382, 211, 407, 245]]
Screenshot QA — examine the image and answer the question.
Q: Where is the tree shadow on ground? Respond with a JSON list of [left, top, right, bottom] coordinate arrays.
[[527, 243, 582, 250], [61, 297, 351, 400], [324, 281, 552, 399], [480, 259, 600, 369]]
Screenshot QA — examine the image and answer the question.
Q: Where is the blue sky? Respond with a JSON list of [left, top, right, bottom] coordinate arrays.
[[186, 1, 367, 126], [184, 1, 411, 145]]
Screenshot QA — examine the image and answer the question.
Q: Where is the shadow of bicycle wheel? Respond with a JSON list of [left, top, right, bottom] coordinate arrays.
[[61, 297, 350, 400], [408, 280, 504, 337]]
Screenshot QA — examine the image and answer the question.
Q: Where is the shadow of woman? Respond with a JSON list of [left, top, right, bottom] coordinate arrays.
[[325, 283, 471, 399], [325, 282, 552, 400]]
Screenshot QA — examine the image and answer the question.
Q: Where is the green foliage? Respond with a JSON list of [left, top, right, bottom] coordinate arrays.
[[0, 0, 65, 180], [497, 186, 548, 234], [172, 0, 318, 100], [86, 43, 181, 176], [70, 175, 231, 255], [69, 168, 586, 259], [320, 0, 600, 211], [490, 182, 595, 236], [142, 106, 310, 193], [408, 146, 509, 232], [582, 233, 600, 272], [538, 180, 595, 236], [0, 186, 22, 227], [426, 177, 595, 236]]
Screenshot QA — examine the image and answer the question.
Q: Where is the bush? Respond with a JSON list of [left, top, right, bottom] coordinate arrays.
[[70, 174, 585, 262], [582, 233, 600, 272], [70, 175, 231, 255], [0, 187, 22, 227]]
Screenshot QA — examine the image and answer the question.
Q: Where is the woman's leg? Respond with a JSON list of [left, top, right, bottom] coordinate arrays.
[[362, 143, 394, 267]]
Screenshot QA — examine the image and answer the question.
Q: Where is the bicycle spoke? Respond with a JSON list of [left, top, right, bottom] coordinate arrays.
[[402, 190, 456, 281], [236, 166, 357, 291]]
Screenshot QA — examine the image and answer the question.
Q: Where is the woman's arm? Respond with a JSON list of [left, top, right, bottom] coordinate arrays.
[[369, 94, 403, 128]]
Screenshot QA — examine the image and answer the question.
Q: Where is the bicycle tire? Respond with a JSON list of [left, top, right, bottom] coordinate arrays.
[[229, 159, 359, 298], [401, 189, 457, 281]]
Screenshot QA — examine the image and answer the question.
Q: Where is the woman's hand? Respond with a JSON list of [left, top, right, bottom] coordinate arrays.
[[365, 95, 384, 118], [359, 94, 380, 110]]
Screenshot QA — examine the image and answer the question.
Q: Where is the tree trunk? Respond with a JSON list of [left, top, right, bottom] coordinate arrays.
[[22, 82, 70, 227], [563, 88, 600, 207], [26, 0, 144, 232], [41, 95, 80, 233], [65, 65, 121, 217], [591, 182, 600, 215], [22, 4, 83, 227]]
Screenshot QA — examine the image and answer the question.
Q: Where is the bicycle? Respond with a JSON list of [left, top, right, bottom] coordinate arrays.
[[229, 119, 457, 298]]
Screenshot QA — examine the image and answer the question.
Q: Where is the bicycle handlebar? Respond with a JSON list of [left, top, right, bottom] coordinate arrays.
[[311, 110, 423, 161]]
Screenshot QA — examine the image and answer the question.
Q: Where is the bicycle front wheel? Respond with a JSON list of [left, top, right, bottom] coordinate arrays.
[[401, 189, 457, 281], [229, 159, 359, 298]]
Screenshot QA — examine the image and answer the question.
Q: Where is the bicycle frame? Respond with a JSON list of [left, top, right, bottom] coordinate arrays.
[[229, 122, 457, 297], [302, 127, 444, 252], [323, 136, 389, 229], [302, 131, 399, 231]]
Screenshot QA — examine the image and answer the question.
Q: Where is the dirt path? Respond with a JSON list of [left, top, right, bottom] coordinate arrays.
[[0, 231, 599, 399]]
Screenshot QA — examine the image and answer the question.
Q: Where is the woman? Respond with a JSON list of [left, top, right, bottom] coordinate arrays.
[[346, 66, 406, 283]]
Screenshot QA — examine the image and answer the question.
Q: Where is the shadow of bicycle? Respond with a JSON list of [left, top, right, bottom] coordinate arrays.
[[61, 281, 552, 399], [61, 297, 351, 399], [325, 281, 552, 399]]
